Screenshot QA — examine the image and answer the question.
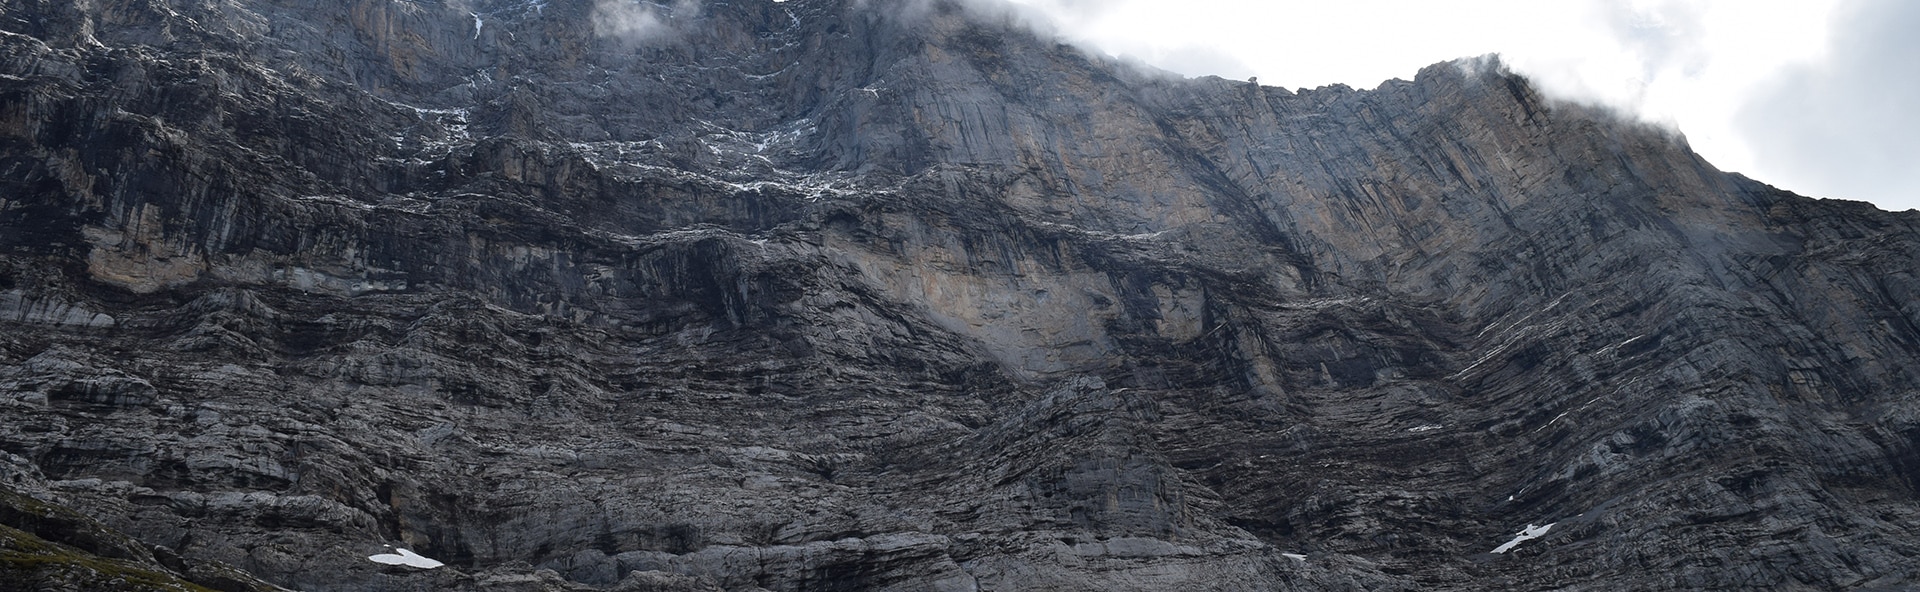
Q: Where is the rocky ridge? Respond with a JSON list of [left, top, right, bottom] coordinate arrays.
[[3, 0, 1920, 590]]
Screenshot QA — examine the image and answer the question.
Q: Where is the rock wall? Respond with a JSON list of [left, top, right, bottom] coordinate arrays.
[[3, 0, 1920, 590]]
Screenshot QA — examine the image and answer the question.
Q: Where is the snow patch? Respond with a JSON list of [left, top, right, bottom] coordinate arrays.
[[1281, 553, 1307, 561], [742, 64, 794, 81], [1611, 334, 1648, 352], [378, 99, 472, 155], [1490, 522, 1554, 554], [291, 194, 373, 210], [368, 547, 443, 569], [694, 117, 817, 158], [1532, 395, 1605, 434]]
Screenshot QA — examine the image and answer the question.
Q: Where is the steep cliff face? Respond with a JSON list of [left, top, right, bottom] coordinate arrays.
[[4, 0, 1920, 590]]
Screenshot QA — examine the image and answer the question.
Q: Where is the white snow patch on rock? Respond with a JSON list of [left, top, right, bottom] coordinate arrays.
[[369, 547, 444, 569], [1491, 523, 1554, 554]]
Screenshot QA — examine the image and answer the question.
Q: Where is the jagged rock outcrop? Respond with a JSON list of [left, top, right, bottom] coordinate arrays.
[[3, 0, 1920, 590]]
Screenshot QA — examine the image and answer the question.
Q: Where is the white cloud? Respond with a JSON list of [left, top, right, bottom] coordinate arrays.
[[593, 0, 702, 44], [593, 0, 666, 41], [1739, 0, 1920, 209]]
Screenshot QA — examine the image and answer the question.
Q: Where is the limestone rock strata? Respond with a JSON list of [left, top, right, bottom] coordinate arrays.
[[3, 0, 1920, 590]]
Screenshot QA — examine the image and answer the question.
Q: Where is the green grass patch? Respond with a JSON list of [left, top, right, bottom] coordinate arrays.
[[1, 523, 217, 592]]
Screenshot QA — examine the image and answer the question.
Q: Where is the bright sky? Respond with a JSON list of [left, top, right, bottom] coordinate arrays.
[[1005, 0, 1918, 211]]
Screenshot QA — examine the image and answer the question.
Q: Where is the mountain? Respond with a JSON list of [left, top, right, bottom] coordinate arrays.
[[4, 0, 1920, 590]]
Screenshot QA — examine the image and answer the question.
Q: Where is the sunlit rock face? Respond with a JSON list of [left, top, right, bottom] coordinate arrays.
[[5, 1, 1920, 590]]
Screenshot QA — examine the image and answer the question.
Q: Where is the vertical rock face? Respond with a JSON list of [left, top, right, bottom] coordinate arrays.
[[3, 0, 1920, 590]]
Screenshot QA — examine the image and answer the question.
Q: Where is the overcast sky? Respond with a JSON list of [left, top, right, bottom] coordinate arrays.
[[1002, 0, 1918, 211]]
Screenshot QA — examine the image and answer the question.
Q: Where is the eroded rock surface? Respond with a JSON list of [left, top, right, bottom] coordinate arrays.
[[3, 0, 1920, 590]]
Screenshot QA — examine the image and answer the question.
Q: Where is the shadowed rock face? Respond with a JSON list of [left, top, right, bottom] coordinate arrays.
[[3, 0, 1920, 590]]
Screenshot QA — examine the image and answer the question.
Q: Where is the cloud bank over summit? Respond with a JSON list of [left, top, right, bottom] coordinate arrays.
[[987, 0, 1914, 211]]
